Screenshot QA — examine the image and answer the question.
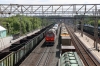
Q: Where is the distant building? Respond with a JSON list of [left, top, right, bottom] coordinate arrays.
[[0, 26, 6, 38]]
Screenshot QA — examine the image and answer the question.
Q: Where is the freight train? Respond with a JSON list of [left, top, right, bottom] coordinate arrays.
[[59, 52, 84, 66], [59, 23, 84, 66], [0, 24, 53, 66], [60, 23, 71, 46], [45, 24, 59, 45], [77, 24, 100, 37]]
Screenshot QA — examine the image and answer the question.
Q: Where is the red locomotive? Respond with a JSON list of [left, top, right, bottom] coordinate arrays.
[[45, 24, 58, 45]]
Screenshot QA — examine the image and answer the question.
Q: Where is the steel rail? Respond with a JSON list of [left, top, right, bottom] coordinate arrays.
[[43, 47, 52, 66], [35, 47, 51, 66], [66, 25, 97, 66]]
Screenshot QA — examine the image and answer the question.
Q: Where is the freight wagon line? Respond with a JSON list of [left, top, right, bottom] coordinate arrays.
[[66, 25, 98, 66], [19, 24, 55, 66], [36, 24, 60, 66], [20, 23, 59, 66]]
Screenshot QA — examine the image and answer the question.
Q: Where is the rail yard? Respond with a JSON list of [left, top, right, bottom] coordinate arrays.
[[0, 22, 100, 66], [1, 4, 100, 66]]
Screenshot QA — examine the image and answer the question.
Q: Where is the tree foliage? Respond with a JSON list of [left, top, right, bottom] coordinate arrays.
[[75, 15, 100, 26], [0, 15, 52, 36]]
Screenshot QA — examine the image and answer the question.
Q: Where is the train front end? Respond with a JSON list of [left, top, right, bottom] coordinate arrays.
[[45, 29, 56, 46]]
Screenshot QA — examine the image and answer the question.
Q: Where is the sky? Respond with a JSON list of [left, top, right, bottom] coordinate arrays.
[[0, 0, 100, 4]]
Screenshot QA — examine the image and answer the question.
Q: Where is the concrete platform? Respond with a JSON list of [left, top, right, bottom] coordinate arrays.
[[75, 32, 100, 63], [0, 29, 40, 51]]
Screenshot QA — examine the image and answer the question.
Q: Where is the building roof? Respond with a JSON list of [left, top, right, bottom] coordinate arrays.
[[0, 26, 6, 31]]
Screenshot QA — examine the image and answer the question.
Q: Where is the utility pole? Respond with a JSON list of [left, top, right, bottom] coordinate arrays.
[[6, 23, 9, 33], [94, 5, 98, 50], [81, 17, 84, 37]]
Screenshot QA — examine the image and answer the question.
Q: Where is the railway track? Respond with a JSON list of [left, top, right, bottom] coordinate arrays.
[[20, 38, 54, 66], [36, 27, 61, 66], [20, 24, 60, 66], [19, 38, 46, 66], [35, 25, 60, 66], [66, 25, 99, 66], [20, 38, 55, 66], [35, 46, 53, 66]]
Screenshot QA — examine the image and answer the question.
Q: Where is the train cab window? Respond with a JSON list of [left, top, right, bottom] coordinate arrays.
[[46, 33, 54, 37]]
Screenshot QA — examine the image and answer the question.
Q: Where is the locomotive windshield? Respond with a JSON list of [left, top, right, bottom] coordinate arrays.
[[46, 33, 54, 37]]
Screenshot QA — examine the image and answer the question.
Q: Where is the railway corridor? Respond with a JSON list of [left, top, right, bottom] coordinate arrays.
[[48, 25, 60, 66], [67, 25, 100, 66], [75, 32, 100, 64], [20, 25, 60, 66], [19, 38, 46, 66]]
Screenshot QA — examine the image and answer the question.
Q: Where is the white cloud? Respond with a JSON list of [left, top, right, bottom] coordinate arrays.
[[0, 0, 100, 4]]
